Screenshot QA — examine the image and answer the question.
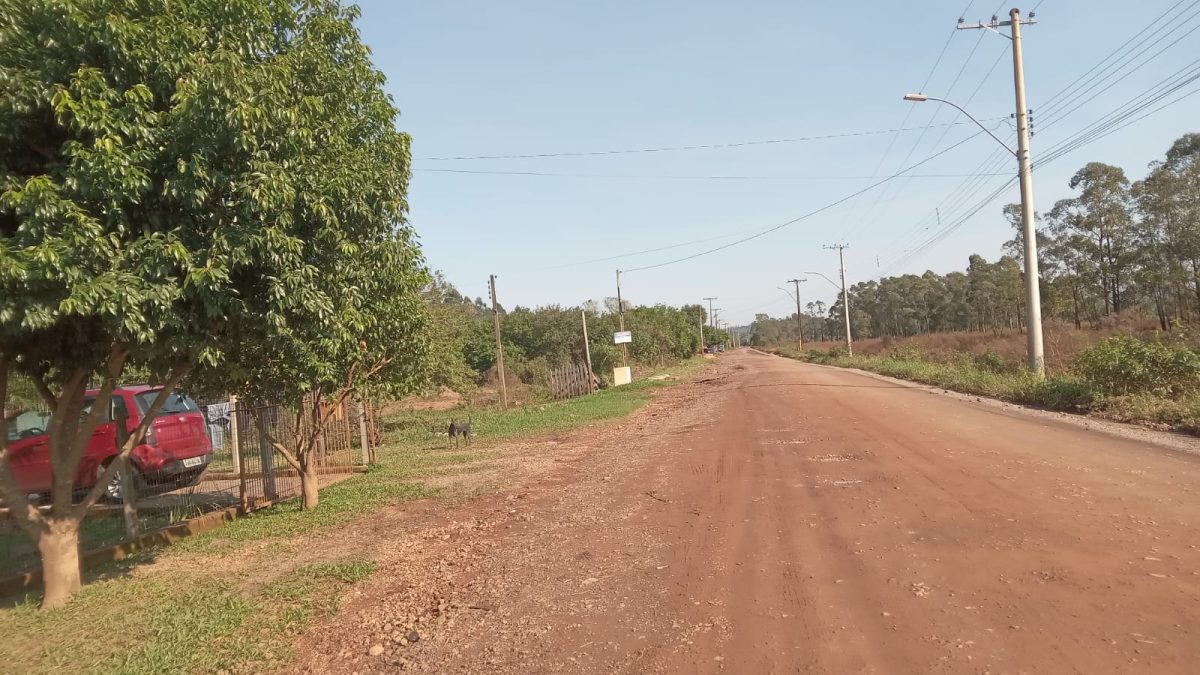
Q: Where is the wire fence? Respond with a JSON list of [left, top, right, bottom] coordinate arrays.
[[1, 393, 379, 579]]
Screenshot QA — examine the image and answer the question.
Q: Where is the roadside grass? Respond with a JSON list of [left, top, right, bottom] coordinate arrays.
[[0, 560, 376, 675], [787, 347, 1200, 433], [0, 357, 707, 674]]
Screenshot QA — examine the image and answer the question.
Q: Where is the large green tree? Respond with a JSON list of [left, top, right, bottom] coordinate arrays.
[[0, 0, 423, 607]]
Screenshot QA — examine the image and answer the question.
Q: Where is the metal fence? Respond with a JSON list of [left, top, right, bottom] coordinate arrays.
[[1, 394, 379, 579]]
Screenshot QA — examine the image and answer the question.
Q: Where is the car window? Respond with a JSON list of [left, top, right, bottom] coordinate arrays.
[[80, 398, 112, 424], [135, 390, 199, 417], [5, 410, 52, 442], [111, 396, 129, 423]]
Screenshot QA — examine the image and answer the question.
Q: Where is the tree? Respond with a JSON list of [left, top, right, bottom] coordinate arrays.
[[0, 0, 422, 607]]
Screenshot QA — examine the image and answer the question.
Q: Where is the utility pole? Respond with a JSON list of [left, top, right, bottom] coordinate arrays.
[[703, 297, 718, 329], [824, 244, 853, 355], [787, 278, 807, 350], [581, 310, 595, 390], [489, 274, 508, 409], [958, 7, 1044, 376], [697, 313, 705, 354], [615, 269, 629, 367]]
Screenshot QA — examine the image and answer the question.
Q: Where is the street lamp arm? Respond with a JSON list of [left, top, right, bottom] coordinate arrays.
[[803, 271, 841, 291], [904, 94, 1016, 157]]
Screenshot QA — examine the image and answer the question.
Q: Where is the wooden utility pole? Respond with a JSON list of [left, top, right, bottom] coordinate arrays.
[[615, 269, 628, 367], [581, 310, 595, 390], [787, 278, 807, 350], [489, 274, 508, 408]]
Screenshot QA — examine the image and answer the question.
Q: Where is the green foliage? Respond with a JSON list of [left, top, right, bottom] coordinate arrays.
[[419, 277, 709, 391], [1072, 335, 1200, 397], [3, 0, 421, 385]]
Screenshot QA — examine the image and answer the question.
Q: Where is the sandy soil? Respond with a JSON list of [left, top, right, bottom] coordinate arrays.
[[287, 350, 1200, 674]]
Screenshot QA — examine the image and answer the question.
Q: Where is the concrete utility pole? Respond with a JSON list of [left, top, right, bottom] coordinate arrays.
[[615, 270, 629, 367], [823, 244, 853, 356], [489, 274, 508, 409], [703, 297, 718, 329], [787, 278, 807, 350], [697, 313, 705, 354], [952, 7, 1045, 376]]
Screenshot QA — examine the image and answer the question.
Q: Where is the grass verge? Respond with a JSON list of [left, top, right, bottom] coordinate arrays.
[[783, 346, 1200, 433], [0, 357, 706, 674]]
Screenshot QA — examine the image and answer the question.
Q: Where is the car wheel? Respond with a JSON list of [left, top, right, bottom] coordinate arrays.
[[98, 460, 124, 504]]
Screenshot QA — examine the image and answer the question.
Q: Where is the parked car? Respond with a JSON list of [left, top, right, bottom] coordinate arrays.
[[4, 386, 213, 503]]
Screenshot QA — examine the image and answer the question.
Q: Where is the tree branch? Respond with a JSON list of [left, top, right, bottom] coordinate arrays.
[[75, 362, 190, 516], [0, 354, 47, 538], [64, 343, 129, 483], [271, 441, 304, 473], [254, 410, 305, 474], [30, 372, 58, 409]]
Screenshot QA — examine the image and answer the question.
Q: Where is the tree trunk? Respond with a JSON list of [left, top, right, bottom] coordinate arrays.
[[39, 518, 82, 609], [300, 468, 319, 510]]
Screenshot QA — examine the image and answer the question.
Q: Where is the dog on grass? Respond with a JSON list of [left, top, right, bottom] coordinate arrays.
[[448, 416, 472, 448]]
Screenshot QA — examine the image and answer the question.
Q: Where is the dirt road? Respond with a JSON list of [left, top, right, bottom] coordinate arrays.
[[293, 350, 1200, 674]]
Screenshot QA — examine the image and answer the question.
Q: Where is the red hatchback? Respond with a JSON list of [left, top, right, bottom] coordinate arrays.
[[4, 386, 213, 502]]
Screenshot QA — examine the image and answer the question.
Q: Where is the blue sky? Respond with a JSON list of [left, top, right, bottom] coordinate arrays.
[[355, 1, 1199, 325]]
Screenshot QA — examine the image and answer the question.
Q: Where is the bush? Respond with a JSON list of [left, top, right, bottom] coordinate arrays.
[[972, 350, 1014, 374], [1017, 376, 1097, 410], [1072, 335, 1200, 397]]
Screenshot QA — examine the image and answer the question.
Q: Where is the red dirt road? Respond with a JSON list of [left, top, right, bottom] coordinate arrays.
[[294, 350, 1200, 674]]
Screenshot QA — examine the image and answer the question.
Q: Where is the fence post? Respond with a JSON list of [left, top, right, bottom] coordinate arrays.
[[228, 394, 241, 475], [356, 393, 370, 466], [231, 396, 248, 511], [257, 406, 278, 502]]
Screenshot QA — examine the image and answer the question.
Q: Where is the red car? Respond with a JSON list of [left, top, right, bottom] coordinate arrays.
[[4, 386, 213, 502]]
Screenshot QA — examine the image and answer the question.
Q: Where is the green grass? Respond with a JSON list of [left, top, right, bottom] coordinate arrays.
[[791, 347, 1200, 433], [0, 357, 707, 674], [0, 559, 378, 675]]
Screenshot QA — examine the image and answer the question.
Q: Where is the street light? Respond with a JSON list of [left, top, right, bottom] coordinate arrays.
[[806, 271, 852, 354], [902, 91, 1045, 376], [902, 94, 1015, 157]]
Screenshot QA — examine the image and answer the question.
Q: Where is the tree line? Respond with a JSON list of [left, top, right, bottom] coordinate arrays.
[[750, 132, 1200, 344], [423, 272, 729, 393]]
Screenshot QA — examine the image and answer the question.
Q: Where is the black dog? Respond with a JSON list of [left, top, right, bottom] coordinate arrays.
[[448, 416, 472, 448]]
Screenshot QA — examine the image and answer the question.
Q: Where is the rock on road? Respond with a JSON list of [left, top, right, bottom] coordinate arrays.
[[295, 350, 1200, 674]]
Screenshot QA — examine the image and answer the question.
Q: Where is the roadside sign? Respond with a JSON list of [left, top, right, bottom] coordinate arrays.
[[613, 331, 632, 344]]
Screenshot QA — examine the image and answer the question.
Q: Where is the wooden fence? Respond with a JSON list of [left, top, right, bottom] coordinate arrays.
[[549, 363, 593, 400]]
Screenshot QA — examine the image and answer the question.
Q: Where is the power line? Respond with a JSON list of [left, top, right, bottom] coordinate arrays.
[[1037, 4, 1200, 130], [1035, 0, 1200, 122], [877, 61, 1200, 276], [416, 168, 1011, 181], [417, 120, 1003, 162], [619, 131, 984, 274], [877, 3, 1195, 268]]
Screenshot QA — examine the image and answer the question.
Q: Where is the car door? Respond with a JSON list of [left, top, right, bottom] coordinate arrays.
[[77, 397, 118, 488], [5, 410, 53, 494]]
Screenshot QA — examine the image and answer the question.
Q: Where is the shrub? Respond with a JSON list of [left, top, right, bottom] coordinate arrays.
[[887, 344, 925, 362], [973, 350, 1014, 374], [1018, 376, 1097, 410], [1072, 335, 1200, 397]]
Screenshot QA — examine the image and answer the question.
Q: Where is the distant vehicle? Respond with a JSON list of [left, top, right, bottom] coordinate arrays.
[[704, 346, 715, 354], [4, 386, 213, 503], [717, 344, 726, 352]]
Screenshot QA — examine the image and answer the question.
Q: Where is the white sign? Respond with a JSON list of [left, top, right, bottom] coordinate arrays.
[[613, 330, 632, 344]]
